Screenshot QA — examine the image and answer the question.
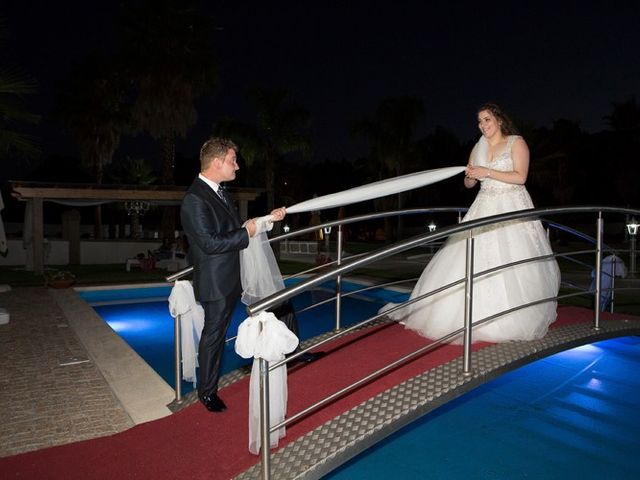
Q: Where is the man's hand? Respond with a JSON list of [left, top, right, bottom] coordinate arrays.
[[270, 207, 286, 222], [245, 218, 257, 237]]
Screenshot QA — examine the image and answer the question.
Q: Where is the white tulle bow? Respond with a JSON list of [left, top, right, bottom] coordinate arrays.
[[167, 280, 205, 387], [235, 311, 299, 455]]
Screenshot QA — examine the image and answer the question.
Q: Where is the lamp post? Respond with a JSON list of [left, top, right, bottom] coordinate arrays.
[[428, 221, 437, 252], [283, 224, 290, 254], [323, 226, 332, 257], [627, 217, 638, 276]]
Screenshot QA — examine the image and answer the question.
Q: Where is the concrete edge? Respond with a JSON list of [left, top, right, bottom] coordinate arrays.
[[51, 288, 174, 424]]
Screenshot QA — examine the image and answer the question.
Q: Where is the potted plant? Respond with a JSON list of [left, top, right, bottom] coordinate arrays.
[[45, 269, 76, 289]]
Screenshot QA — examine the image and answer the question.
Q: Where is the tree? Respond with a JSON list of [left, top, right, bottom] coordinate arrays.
[[118, 0, 218, 184], [352, 96, 424, 240], [603, 97, 640, 205], [604, 97, 640, 134], [56, 54, 128, 238], [57, 55, 128, 185], [117, 0, 218, 238], [0, 17, 40, 162], [215, 87, 312, 213], [526, 119, 583, 207]]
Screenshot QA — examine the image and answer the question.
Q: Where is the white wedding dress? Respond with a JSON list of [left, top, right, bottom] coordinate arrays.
[[384, 135, 560, 343]]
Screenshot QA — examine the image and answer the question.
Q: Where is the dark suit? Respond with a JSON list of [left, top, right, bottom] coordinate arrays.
[[180, 177, 249, 399]]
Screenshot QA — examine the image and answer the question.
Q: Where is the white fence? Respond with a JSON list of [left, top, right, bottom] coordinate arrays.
[[0, 239, 162, 268]]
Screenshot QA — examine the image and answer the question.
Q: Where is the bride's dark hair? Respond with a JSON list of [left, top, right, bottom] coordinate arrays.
[[477, 103, 519, 136]]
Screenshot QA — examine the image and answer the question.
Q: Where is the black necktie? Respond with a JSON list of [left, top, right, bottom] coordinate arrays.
[[216, 187, 227, 205]]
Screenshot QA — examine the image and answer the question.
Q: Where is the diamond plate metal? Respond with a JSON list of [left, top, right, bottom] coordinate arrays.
[[235, 318, 640, 479]]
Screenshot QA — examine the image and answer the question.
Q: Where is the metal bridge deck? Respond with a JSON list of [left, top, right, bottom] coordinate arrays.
[[235, 317, 640, 479]]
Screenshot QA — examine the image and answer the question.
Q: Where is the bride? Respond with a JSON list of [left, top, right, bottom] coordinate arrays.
[[384, 103, 560, 343]]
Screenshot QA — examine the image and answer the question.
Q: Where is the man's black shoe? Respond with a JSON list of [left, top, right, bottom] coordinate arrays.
[[201, 394, 227, 412], [290, 351, 325, 364]]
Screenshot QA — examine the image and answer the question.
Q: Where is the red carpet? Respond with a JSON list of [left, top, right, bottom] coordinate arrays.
[[0, 306, 626, 479]]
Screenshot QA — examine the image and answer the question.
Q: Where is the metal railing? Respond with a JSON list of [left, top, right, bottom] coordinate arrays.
[[165, 206, 640, 479], [247, 206, 640, 479]]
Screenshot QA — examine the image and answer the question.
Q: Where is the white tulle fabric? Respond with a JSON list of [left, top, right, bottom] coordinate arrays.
[[168, 280, 205, 386], [235, 311, 299, 455], [239, 168, 469, 306], [240, 228, 285, 306], [382, 135, 561, 343]]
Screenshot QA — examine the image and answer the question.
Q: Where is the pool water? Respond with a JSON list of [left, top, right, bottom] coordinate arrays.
[[79, 285, 640, 479], [79, 281, 408, 394], [326, 336, 640, 479]]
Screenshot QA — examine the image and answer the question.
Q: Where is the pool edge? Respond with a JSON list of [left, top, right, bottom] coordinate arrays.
[[51, 287, 175, 425]]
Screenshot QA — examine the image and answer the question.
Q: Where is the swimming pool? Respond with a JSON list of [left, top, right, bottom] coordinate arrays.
[[78, 280, 409, 394], [326, 336, 640, 479]]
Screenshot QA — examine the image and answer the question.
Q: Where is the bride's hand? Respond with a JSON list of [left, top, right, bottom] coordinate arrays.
[[466, 166, 490, 180]]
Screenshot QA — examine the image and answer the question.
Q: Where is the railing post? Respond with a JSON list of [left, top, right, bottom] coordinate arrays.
[[174, 313, 182, 402], [462, 232, 474, 375], [335, 225, 343, 330], [609, 256, 616, 313], [593, 213, 603, 330], [630, 234, 637, 277], [260, 358, 271, 480]]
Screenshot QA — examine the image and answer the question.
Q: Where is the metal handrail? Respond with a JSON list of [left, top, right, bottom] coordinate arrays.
[[165, 206, 635, 403], [247, 206, 639, 316], [251, 205, 640, 478], [163, 204, 640, 478]]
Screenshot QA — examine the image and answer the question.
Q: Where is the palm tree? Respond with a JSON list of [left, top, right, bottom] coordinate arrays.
[[56, 54, 128, 239], [352, 96, 424, 240], [57, 55, 128, 184], [117, 0, 218, 238], [215, 87, 312, 213], [0, 17, 40, 161], [118, 0, 218, 183]]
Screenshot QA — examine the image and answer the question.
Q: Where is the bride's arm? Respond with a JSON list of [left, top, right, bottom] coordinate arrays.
[[467, 137, 530, 185]]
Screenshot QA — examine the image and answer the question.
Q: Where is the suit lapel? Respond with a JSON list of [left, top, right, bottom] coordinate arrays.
[[195, 178, 240, 222]]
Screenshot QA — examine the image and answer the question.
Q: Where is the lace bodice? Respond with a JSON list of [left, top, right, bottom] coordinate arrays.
[[478, 135, 526, 195]]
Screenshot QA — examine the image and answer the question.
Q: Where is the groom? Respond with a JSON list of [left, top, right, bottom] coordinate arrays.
[[181, 137, 286, 412]]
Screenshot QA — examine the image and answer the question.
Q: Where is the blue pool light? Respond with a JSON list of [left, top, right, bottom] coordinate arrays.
[[81, 281, 404, 394]]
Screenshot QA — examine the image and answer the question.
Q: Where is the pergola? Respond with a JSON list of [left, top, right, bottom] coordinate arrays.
[[9, 181, 264, 274]]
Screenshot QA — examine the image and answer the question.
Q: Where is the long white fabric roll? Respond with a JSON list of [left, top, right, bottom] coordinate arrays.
[[286, 166, 465, 213]]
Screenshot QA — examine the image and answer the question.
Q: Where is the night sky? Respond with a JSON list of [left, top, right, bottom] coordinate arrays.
[[3, 0, 640, 174]]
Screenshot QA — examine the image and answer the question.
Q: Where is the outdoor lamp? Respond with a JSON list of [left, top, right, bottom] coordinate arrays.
[[283, 224, 290, 233], [428, 221, 437, 232], [627, 217, 638, 276], [323, 226, 331, 255]]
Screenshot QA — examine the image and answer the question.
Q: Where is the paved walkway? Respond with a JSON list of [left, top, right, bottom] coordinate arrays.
[[0, 287, 134, 457]]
